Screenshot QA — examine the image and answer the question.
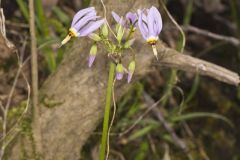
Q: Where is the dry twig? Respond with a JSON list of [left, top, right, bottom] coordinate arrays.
[[153, 42, 240, 86], [28, 0, 42, 155], [184, 25, 240, 46]]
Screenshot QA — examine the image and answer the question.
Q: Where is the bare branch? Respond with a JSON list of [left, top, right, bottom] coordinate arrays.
[[29, 0, 42, 155], [154, 42, 240, 86], [184, 25, 240, 46]]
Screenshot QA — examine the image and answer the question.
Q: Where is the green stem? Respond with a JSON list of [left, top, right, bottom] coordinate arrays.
[[100, 62, 116, 160], [126, 26, 135, 41]]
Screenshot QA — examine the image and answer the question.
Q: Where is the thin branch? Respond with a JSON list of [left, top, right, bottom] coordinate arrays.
[[5, 20, 29, 28], [184, 25, 240, 46], [153, 42, 240, 86], [0, 66, 21, 159], [0, 37, 30, 159], [29, 0, 38, 114], [1, 69, 31, 153], [29, 0, 42, 155], [0, 51, 30, 145]]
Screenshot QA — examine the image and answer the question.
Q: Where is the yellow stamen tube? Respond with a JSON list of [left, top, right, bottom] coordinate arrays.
[[60, 34, 72, 47], [152, 45, 158, 60]]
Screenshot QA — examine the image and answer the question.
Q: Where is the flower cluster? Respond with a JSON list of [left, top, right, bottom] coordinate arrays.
[[61, 6, 163, 83], [111, 11, 138, 28]]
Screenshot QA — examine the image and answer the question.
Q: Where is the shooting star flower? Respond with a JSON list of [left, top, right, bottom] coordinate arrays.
[[61, 7, 105, 46], [138, 6, 162, 59], [111, 11, 138, 28]]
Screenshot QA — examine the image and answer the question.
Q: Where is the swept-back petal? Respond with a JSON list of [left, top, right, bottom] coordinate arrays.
[[151, 6, 162, 35], [137, 10, 148, 40], [79, 19, 105, 36], [116, 72, 123, 80], [127, 72, 133, 83], [112, 11, 125, 26], [88, 55, 96, 67], [112, 11, 121, 23], [126, 12, 137, 26], [71, 7, 95, 26], [72, 15, 99, 32], [147, 7, 156, 37]]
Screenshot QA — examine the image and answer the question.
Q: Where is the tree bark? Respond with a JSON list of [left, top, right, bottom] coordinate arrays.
[[10, 0, 239, 159]]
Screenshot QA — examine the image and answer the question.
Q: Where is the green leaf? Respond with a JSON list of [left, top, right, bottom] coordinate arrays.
[[36, 0, 49, 36], [16, 0, 29, 21], [52, 6, 71, 25], [134, 141, 149, 160], [128, 125, 155, 141], [171, 112, 234, 127]]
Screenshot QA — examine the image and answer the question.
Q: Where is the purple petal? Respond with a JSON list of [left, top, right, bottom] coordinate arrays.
[[116, 72, 123, 80], [79, 19, 105, 36], [127, 72, 133, 83], [147, 7, 156, 37], [72, 14, 99, 32], [126, 12, 137, 26], [151, 6, 162, 35], [137, 10, 148, 40], [112, 11, 125, 26], [88, 55, 96, 67], [71, 7, 95, 26], [142, 10, 147, 22], [112, 11, 121, 23]]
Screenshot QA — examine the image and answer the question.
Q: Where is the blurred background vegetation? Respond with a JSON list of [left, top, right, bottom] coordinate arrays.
[[0, 0, 240, 159]]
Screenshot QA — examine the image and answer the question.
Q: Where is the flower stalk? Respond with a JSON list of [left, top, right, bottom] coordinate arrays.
[[100, 62, 116, 160]]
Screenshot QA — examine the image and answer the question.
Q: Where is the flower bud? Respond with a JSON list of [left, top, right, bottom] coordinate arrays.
[[124, 39, 135, 49], [101, 23, 108, 37], [115, 24, 120, 33], [89, 33, 101, 41], [88, 44, 97, 67], [90, 44, 97, 55], [116, 63, 124, 80], [127, 61, 135, 83], [117, 24, 124, 42]]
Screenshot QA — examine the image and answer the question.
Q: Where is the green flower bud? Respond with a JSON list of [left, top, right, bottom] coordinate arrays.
[[89, 33, 101, 41], [128, 61, 135, 72], [88, 44, 97, 67], [124, 39, 135, 48], [117, 25, 124, 42], [102, 23, 108, 37], [116, 63, 124, 80], [90, 44, 97, 56], [128, 61, 136, 83], [115, 24, 120, 33]]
